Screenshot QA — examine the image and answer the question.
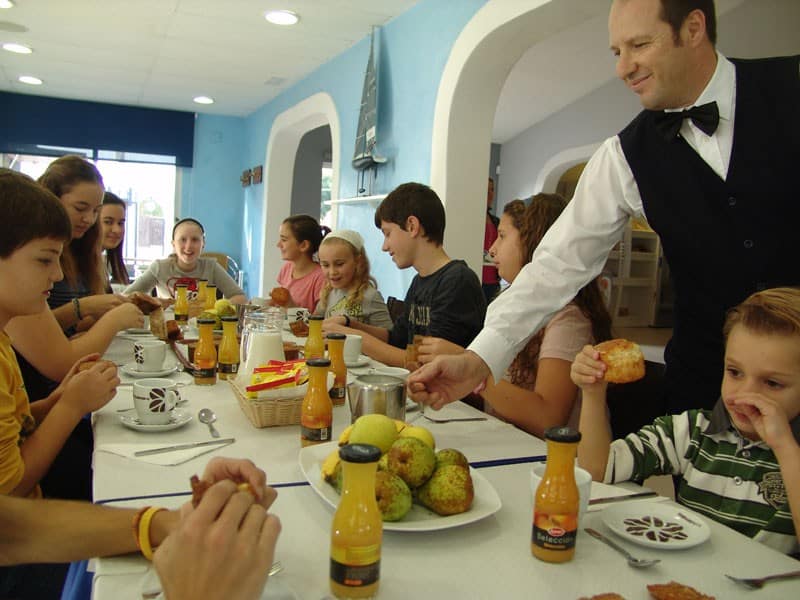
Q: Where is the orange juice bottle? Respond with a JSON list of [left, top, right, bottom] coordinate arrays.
[[193, 317, 218, 385], [326, 333, 347, 406], [532, 427, 581, 562], [204, 284, 217, 310], [304, 315, 325, 359], [174, 283, 189, 322], [196, 278, 208, 306], [300, 358, 332, 447], [217, 315, 239, 380], [330, 443, 382, 599]]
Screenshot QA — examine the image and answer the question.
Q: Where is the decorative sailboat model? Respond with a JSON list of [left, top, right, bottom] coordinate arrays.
[[352, 27, 386, 195]]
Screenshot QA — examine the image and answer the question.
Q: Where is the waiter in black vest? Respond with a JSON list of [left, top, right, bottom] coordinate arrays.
[[409, 0, 800, 415]]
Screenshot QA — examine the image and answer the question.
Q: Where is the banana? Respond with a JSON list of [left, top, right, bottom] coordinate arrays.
[[321, 448, 341, 484], [338, 424, 354, 446]]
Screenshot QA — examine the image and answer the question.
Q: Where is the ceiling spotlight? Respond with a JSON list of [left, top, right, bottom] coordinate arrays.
[[193, 95, 214, 105], [0, 1, 15, 9], [3, 42, 31, 54], [18, 75, 42, 85], [264, 10, 299, 26]]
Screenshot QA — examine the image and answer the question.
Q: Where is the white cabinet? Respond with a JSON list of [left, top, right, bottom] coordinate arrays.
[[603, 221, 662, 327]]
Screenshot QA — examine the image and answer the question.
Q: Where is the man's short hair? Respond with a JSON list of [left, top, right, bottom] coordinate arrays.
[[0, 169, 71, 258], [660, 0, 717, 45], [374, 182, 445, 246]]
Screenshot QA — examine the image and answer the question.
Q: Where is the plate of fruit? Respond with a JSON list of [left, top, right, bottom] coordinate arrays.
[[298, 414, 502, 531]]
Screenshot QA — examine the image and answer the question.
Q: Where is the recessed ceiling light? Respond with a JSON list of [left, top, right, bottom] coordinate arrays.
[[264, 10, 299, 26], [0, 1, 15, 10], [3, 42, 31, 54], [193, 95, 214, 105], [18, 75, 42, 85]]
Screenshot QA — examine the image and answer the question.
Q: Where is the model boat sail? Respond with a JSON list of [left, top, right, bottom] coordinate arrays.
[[352, 28, 386, 174]]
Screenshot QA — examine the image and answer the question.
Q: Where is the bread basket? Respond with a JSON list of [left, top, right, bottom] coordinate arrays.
[[230, 377, 306, 428]]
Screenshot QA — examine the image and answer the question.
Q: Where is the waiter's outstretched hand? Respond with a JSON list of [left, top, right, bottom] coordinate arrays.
[[407, 351, 490, 410]]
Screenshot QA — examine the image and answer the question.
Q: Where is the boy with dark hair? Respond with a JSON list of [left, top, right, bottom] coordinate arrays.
[[328, 182, 486, 367]]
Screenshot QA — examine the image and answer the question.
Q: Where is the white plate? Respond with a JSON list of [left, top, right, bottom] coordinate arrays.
[[601, 501, 710, 549], [299, 441, 502, 532], [345, 354, 371, 368], [118, 408, 192, 432], [120, 362, 179, 378], [123, 328, 154, 335]]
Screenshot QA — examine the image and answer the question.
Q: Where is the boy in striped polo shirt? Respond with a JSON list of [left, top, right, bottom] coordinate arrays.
[[572, 287, 800, 554]]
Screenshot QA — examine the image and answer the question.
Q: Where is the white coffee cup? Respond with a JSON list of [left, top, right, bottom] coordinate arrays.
[[530, 462, 593, 524], [133, 340, 166, 372], [343, 334, 363, 363], [133, 378, 178, 425], [286, 307, 309, 323]]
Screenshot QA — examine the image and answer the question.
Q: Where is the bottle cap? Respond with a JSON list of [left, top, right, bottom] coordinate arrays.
[[544, 426, 581, 443], [221, 315, 238, 322], [197, 318, 216, 325], [198, 278, 208, 282], [308, 315, 324, 321], [306, 358, 331, 368], [339, 443, 381, 463], [326, 332, 346, 340]]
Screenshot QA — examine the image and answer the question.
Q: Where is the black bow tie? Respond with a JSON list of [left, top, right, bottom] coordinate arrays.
[[654, 101, 720, 141]]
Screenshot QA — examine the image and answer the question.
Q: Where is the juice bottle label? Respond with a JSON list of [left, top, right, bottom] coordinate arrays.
[[329, 386, 346, 401], [330, 554, 380, 588], [301, 424, 331, 444], [174, 313, 188, 322], [193, 366, 217, 379], [532, 511, 577, 551], [218, 363, 239, 375]]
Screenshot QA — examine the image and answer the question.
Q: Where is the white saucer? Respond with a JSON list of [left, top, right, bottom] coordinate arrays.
[[345, 354, 370, 368], [120, 362, 178, 378], [119, 408, 192, 432], [123, 328, 153, 335]]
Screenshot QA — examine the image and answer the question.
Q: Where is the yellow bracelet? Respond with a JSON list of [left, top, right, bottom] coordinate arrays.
[[137, 506, 166, 561]]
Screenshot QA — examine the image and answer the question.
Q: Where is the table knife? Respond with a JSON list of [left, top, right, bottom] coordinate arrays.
[[588, 490, 658, 505], [134, 437, 235, 457]]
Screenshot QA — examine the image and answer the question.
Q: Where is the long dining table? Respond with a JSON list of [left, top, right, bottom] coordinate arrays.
[[89, 330, 800, 599]]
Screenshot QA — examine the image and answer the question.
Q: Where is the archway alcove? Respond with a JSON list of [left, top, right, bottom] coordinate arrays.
[[259, 93, 340, 295]]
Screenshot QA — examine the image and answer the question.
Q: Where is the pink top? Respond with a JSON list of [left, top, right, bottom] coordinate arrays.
[[277, 262, 326, 312]]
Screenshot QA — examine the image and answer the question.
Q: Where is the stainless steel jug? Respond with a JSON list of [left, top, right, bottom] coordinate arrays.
[[346, 374, 406, 423]]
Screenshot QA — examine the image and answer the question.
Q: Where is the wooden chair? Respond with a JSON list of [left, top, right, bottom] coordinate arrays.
[[201, 252, 243, 287], [386, 296, 405, 325]]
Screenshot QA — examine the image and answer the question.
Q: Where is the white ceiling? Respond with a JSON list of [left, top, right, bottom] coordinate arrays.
[[0, 0, 420, 116]]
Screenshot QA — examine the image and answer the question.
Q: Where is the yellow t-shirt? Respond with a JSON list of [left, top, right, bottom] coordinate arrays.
[[0, 331, 39, 497]]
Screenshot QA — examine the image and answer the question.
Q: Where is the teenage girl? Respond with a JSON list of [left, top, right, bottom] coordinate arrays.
[[315, 230, 392, 329], [100, 191, 129, 289], [276, 214, 329, 311], [417, 194, 613, 437]]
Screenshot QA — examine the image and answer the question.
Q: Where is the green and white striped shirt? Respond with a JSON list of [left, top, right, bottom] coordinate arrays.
[[605, 399, 799, 554]]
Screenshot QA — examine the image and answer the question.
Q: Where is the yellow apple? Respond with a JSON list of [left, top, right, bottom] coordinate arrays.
[[398, 425, 435, 450], [349, 414, 398, 454]]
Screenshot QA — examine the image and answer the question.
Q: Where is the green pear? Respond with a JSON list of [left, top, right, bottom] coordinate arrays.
[[436, 448, 469, 470], [377, 452, 389, 471], [386, 437, 435, 488], [374, 471, 412, 521], [417, 464, 474, 516]]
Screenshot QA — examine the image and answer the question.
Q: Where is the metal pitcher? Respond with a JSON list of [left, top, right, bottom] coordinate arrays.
[[347, 374, 406, 423]]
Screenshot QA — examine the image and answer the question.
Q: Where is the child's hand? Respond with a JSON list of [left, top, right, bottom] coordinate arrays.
[[62, 359, 120, 414], [321, 316, 348, 333], [729, 393, 795, 451], [570, 345, 608, 394], [104, 302, 144, 331], [417, 336, 464, 364]]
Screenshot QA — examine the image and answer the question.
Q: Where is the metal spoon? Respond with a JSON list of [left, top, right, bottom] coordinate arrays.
[[198, 408, 220, 438], [584, 528, 661, 568]]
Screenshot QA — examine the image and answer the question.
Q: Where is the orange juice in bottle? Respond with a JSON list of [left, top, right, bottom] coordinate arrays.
[[532, 427, 581, 562], [300, 358, 332, 447], [174, 283, 189, 322], [193, 317, 218, 385], [326, 333, 347, 406], [204, 284, 217, 310], [304, 315, 325, 359], [217, 315, 239, 380], [196, 278, 208, 306], [330, 443, 382, 599]]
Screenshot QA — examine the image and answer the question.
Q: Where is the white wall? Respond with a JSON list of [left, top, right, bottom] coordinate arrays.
[[497, 0, 800, 209]]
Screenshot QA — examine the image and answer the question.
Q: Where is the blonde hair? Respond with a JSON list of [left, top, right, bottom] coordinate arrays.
[[317, 236, 377, 315], [724, 287, 800, 340]]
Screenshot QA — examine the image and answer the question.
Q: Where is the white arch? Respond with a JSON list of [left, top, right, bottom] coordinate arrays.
[[259, 92, 340, 295], [533, 141, 600, 194], [430, 0, 606, 273]]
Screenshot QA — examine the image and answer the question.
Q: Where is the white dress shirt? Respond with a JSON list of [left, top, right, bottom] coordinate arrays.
[[470, 54, 738, 382]]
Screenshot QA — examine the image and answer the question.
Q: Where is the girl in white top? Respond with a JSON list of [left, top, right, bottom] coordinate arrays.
[[315, 230, 393, 330]]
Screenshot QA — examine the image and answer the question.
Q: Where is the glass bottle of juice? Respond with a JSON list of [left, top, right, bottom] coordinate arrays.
[[330, 443, 382, 599], [300, 358, 333, 447], [532, 426, 581, 562], [217, 315, 240, 380], [204, 284, 217, 310], [193, 317, 218, 385], [304, 315, 325, 359], [326, 332, 347, 406], [174, 283, 189, 322], [196, 278, 208, 306]]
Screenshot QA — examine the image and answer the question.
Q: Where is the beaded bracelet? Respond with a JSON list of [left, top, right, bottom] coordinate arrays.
[[135, 506, 166, 561]]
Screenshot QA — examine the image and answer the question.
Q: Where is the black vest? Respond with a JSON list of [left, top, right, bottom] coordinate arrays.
[[619, 56, 800, 412]]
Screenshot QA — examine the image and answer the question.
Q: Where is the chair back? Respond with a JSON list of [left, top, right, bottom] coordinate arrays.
[[201, 252, 243, 287], [386, 296, 405, 325]]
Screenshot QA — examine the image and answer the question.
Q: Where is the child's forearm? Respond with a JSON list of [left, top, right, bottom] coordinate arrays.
[[774, 439, 800, 544], [350, 320, 389, 342], [577, 389, 612, 481]]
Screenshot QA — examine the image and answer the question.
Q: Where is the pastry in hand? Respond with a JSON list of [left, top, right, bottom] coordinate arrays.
[[149, 307, 167, 340], [289, 319, 309, 337], [190, 474, 255, 508], [594, 338, 645, 383], [270, 286, 290, 307], [127, 292, 161, 315]]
